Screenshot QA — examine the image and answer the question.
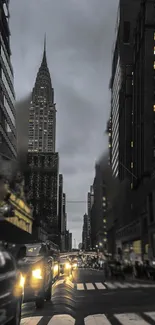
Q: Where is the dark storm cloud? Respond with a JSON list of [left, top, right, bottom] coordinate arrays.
[[10, 0, 119, 245]]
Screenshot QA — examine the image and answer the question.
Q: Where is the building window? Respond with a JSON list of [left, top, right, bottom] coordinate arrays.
[[154, 62, 155, 69], [131, 183, 133, 189], [123, 21, 130, 43], [154, 47, 155, 55], [153, 105, 155, 112], [103, 219, 106, 223], [131, 141, 133, 147], [131, 162, 133, 168]]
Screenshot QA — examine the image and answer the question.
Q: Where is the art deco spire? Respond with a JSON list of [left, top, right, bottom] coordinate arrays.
[[35, 35, 52, 90], [41, 33, 47, 66]]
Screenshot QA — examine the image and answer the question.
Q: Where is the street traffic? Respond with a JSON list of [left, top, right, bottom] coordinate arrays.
[[2, 242, 155, 324], [22, 265, 155, 325]]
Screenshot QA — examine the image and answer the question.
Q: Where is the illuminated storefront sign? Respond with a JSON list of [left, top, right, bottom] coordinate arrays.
[[6, 192, 33, 234]]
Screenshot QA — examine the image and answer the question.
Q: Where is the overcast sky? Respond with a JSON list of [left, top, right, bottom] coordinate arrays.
[[10, 0, 118, 246]]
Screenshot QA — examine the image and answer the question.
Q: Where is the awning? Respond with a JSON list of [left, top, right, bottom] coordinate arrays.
[[0, 219, 36, 244]]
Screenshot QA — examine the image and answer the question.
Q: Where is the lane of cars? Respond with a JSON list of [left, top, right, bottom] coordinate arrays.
[[0, 241, 79, 325]]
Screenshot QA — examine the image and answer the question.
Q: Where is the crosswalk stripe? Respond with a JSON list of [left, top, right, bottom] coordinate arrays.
[[75, 281, 155, 291], [114, 282, 130, 288], [95, 282, 106, 289], [104, 282, 117, 289], [140, 284, 155, 288], [145, 311, 155, 321], [115, 313, 150, 324], [85, 314, 111, 325], [20, 312, 155, 325], [55, 279, 64, 286], [21, 317, 43, 325], [47, 314, 75, 324], [125, 283, 140, 288], [86, 283, 95, 290], [65, 280, 74, 288], [77, 283, 84, 290]]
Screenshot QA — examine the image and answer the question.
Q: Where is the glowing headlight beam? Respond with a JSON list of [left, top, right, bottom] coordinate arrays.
[[65, 263, 71, 270], [32, 268, 43, 279], [19, 275, 25, 288]]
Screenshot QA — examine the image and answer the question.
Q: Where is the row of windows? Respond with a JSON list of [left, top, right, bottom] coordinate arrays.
[[1, 45, 13, 84], [1, 70, 15, 106], [4, 95, 15, 126]]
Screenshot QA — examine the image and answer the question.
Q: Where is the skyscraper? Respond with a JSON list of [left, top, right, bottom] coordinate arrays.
[[110, 0, 141, 179], [87, 186, 94, 249], [0, 0, 16, 160], [26, 38, 59, 241], [82, 213, 90, 251], [28, 37, 56, 153], [58, 174, 66, 251]]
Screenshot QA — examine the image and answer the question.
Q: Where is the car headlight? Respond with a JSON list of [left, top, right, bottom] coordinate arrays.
[[32, 268, 43, 279], [65, 263, 71, 270], [54, 264, 58, 272], [19, 274, 25, 288]]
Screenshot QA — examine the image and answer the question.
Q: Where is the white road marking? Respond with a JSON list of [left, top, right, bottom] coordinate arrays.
[[77, 283, 85, 290], [140, 284, 155, 288], [114, 282, 130, 288], [86, 283, 95, 290], [65, 280, 74, 288], [115, 313, 150, 325], [21, 317, 42, 325], [84, 314, 111, 325], [125, 283, 140, 288], [145, 312, 155, 321], [95, 282, 106, 290], [55, 279, 64, 286], [48, 314, 75, 325], [105, 282, 117, 289]]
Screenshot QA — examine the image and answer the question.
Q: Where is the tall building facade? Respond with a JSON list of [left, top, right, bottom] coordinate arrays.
[[28, 39, 56, 153], [107, 0, 142, 256], [65, 230, 72, 251], [26, 39, 59, 242], [58, 174, 66, 251], [87, 186, 94, 249], [108, 0, 155, 259], [90, 164, 108, 250], [110, 0, 141, 179], [82, 213, 90, 251], [63, 193, 67, 251], [131, 0, 155, 258], [0, 0, 16, 160]]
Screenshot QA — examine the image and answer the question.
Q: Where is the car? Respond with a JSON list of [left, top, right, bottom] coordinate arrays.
[[16, 242, 53, 309], [59, 257, 72, 276], [71, 258, 78, 270], [0, 244, 23, 325]]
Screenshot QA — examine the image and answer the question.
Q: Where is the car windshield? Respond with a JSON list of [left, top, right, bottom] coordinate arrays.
[[26, 244, 42, 257]]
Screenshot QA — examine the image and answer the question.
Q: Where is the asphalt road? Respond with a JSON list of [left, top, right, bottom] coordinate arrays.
[[21, 268, 155, 325]]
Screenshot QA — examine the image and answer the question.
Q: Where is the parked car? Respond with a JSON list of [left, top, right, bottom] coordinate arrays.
[[17, 242, 53, 309], [0, 244, 23, 325]]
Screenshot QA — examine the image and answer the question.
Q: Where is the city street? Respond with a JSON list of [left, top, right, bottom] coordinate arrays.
[[21, 268, 155, 325]]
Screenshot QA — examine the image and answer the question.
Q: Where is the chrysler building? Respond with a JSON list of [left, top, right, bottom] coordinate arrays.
[[28, 37, 56, 153]]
